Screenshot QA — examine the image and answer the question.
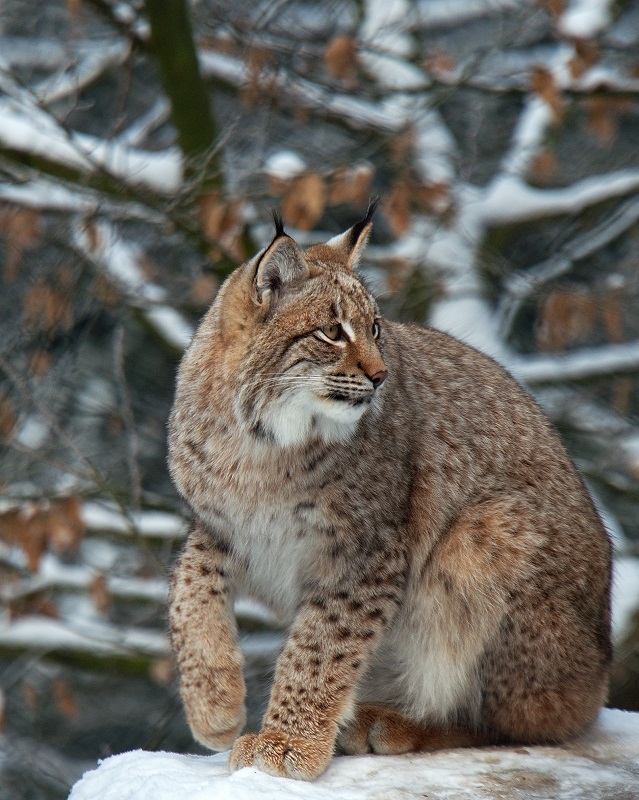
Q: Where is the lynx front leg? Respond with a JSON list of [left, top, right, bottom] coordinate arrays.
[[169, 520, 246, 751], [229, 551, 406, 780]]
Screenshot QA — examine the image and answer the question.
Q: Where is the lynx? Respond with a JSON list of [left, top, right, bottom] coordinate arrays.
[[167, 204, 612, 781]]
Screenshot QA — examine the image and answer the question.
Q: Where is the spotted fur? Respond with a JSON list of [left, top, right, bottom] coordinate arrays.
[[167, 213, 612, 781]]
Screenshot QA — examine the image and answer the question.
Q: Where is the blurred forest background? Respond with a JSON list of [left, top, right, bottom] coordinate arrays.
[[1, 0, 639, 797]]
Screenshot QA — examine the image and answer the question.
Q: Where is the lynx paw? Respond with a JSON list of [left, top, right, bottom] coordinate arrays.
[[337, 704, 482, 755], [229, 731, 333, 781], [182, 667, 247, 751], [190, 704, 246, 751], [338, 704, 419, 755]]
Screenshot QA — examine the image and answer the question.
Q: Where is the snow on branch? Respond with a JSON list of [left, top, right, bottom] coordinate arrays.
[[72, 221, 194, 351], [559, 0, 612, 39], [0, 550, 168, 604], [359, 0, 428, 92], [0, 613, 282, 664], [412, 0, 521, 30], [0, 616, 169, 659], [115, 99, 171, 147], [0, 37, 67, 71], [480, 172, 639, 226], [198, 50, 409, 134], [0, 175, 166, 222], [0, 72, 182, 194], [29, 41, 131, 106], [514, 340, 639, 384]]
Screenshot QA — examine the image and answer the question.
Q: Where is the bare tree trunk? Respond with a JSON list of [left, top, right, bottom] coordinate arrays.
[[144, 0, 217, 167]]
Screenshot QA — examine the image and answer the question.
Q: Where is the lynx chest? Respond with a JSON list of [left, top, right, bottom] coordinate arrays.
[[213, 492, 326, 621]]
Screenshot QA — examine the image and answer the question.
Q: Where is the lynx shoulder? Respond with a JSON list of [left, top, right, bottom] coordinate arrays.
[[167, 206, 612, 781]]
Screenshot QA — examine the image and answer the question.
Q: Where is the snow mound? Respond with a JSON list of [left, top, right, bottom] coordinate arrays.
[[69, 709, 639, 800]]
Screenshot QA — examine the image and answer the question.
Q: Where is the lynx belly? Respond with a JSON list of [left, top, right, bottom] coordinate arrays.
[[361, 586, 483, 724]]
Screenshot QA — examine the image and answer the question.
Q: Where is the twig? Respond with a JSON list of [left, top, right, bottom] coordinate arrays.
[[113, 326, 142, 509]]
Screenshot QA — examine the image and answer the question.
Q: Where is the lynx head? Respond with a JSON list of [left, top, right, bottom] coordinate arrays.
[[199, 201, 387, 447]]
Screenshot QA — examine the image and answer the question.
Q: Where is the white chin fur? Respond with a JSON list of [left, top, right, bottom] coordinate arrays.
[[261, 390, 369, 447]]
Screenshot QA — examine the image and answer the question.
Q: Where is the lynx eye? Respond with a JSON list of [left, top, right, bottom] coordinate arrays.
[[317, 324, 343, 342], [372, 321, 380, 339]]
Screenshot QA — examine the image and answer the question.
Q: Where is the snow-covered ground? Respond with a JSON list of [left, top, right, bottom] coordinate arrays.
[[69, 708, 639, 800]]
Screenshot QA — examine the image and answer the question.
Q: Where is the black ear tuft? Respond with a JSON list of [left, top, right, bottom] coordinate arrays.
[[272, 210, 286, 240], [347, 196, 380, 249], [364, 195, 380, 223]]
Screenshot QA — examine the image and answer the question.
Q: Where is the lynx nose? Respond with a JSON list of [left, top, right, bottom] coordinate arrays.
[[370, 370, 388, 389]]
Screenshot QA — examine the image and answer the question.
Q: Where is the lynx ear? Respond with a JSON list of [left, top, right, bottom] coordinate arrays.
[[325, 197, 379, 271], [253, 215, 309, 305]]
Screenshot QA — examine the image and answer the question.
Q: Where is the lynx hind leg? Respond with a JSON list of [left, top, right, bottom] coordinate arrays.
[[338, 705, 488, 756], [169, 522, 246, 751], [446, 497, 611, 746], [481, 590, 610, 745]]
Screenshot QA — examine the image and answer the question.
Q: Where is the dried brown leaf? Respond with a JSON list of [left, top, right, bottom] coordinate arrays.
[[281, 172, 327, 231], [535, 0, 566, 19], [242, 46, 275, 108], [569, 38, 600, 79], [199, 194, 246, 262], [90, 573, 112, 615], [611, 377, 632, 415], [0, 506, 48, 572], [384, 179, 412, 237], [83, 221, 100, 252], [0, 206, 41, 282], [22, 281, 73, 337], [327, 166, 373, 207], [530, 66, 564, 124], [106, 411, 124, 434], [0, 509, 27, 548], [19, 509, 49, 572], [48, 497, 86, 553], [0, 393, 17, 440], [414, 182, 452, 216], [324, 35, 358, 82], [389, 128, 416, 164], [8, 592, 58, 621], [530, 148, 558, 184], [0, 206, 41, 246], [197, 35, 238, 56], [191, 275, 219, 307], [136, 255, 158, 281], [602, 289, 624, 344], [424, 51, 456, 76], [29, 350, 52, 378], [585, 97, 632, 146], [267, 175, 292, 198], [22, 683, 38, 712], [536, 290, 596, 352], [93, 274, 121, 307], [52, 678, 79, 719]]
